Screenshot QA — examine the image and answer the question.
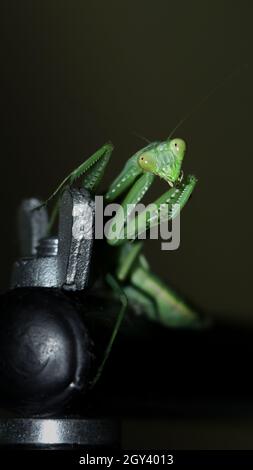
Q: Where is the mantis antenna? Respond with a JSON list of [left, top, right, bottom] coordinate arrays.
[[168, 64, 248, 139], [131, 131, 151, 144]]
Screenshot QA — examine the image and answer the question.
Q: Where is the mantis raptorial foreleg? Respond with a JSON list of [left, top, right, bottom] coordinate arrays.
[[35, 143, 114, 211], [34, 142, 114, 231], [106, 174, 197, 246], [105, 150, 145, 202], [124, 175, 197, 242], [106, 172, 154, 245]]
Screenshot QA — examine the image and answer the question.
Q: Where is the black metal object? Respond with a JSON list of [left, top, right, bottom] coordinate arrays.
[[0, 418, 120, 448], [0, 189, 121, 448], [0, 287, 92, 416], [1, 188, 97, 417], [12, 189, 95, 290], [2, 186, 253, 450]]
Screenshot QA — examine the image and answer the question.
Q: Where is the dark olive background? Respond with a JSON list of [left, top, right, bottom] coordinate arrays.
[[2, 0, 252, 325], [0, 1, 252, 320]]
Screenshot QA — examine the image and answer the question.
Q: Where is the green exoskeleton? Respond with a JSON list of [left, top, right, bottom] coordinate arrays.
[[105, 138, 196, 245], [37, 136, 204, 384]]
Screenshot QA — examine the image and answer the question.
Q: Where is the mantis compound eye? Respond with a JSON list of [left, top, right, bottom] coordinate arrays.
[[138, 152, 156, 173], [169, 138, 186, 160]]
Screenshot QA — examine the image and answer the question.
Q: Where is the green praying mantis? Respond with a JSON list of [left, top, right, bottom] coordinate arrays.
[[32, 67, 246, 384], [37, 135, 206, 384]]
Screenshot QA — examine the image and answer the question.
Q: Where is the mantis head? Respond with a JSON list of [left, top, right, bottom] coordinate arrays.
[[138, 138, 186, 186]]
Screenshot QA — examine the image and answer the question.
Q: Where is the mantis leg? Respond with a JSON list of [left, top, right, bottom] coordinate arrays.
[[123, 284, 157, 320], [128, 264, 204, 328], [115, 242, 204, 328], [105, 150, 144, 202], [106, 172, 155, 246], [34, 142, 114, 212], [105, 141, 163, 202], [115, 241, 143, 281], [90, 273, 128, 387], [123, 175, 197, 242], [35, 143, 114, 232]]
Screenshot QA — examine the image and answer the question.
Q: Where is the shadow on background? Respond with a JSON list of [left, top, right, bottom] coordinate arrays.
[[123, 419, 253, 450]]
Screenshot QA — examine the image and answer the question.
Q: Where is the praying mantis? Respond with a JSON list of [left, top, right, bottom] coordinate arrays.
[[31, 66, 246, 384], [37, 135, 206, 384]]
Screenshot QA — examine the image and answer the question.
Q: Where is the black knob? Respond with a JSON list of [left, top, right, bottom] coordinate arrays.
[[0, 287, 92, 416]]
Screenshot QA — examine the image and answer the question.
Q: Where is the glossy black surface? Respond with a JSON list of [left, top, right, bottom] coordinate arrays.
[[0, 288, 92, 415], [0, 418, 120, 448]]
